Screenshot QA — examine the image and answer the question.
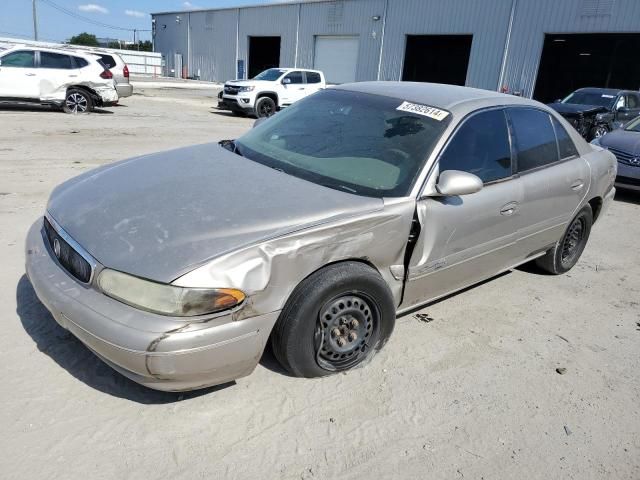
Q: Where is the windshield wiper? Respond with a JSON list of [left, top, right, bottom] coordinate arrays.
[[218, 139, 242, 157]]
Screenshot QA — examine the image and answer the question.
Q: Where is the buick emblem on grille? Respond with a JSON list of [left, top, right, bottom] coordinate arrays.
[[53, 238, 61, 258]]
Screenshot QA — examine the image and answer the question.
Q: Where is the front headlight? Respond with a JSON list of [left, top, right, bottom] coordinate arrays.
[[238, 86, 254, 92], [98, 269, 245, 317]]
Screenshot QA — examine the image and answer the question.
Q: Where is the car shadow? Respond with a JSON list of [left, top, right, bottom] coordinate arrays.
[[0, 103, 114, 115], [16, 275, 233, 403], [615, 189, 640, 205], [258, 342, 294, 377]]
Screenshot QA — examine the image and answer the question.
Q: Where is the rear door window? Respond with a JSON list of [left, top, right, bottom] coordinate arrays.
[[40, 52, 73, 69], [438, 109, 512, 184], [1, 50, 35, 68], [551, 117, 579, 159], [508, 107, 559, 172], [305, 72, 322, 84]]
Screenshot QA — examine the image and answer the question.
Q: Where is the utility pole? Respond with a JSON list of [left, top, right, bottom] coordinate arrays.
[[32, 0, 38, 41]]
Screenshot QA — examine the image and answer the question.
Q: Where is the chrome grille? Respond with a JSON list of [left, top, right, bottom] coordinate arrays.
[[608, 147, 640, 167], [43, 217, 93, 283]]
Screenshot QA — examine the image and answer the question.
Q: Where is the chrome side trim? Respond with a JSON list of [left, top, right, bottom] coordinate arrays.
[[44, 212, 99, 284]]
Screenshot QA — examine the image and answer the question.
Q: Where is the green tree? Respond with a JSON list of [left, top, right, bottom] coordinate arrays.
[[68, 32, 99, 47]]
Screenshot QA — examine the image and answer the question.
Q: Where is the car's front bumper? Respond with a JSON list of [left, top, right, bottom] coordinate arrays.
[[25, 219, 279, 391], [615, 162, 640, 192], [218, 94, 255, 112]]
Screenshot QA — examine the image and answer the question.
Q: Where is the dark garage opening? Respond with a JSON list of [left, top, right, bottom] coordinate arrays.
[[248, 36, 281, 79], [534, 33, 640, 103], [402, 35, 473, 85]]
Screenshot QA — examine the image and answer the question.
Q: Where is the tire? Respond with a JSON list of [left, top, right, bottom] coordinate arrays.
[[271, 262, 396, 378], [535, 204, 593, 275], [63, 88, 92, 114], [589, 124, 609, 141], [254, 96, 276, 118]]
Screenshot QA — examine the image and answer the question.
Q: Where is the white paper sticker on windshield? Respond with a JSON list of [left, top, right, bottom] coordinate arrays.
[[396, 101, 450, 121], [601, 94, 615, 98]]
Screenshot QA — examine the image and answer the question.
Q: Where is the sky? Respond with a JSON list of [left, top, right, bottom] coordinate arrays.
[[0, 0, 285, 43]]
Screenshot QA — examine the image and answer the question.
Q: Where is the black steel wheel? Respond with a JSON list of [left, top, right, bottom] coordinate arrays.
[[255, 96, 276, 118], [315, 293, 381, 371], [535, 204, 593, 275], [271, 262, 395, 378], [63, 88, 92, 114]]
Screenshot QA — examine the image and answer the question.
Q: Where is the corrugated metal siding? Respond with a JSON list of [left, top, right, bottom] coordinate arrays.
[[297, 0, 386, 81], [153, 13, 189, 76], [238, 5, 300, 76], [189, 9, 237, 82], [153, 0, 640, 90], [380, 0, 513, 89], [502, 0, 640, 97]]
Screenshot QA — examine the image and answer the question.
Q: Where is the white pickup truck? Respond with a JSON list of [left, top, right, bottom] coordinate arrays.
[[218, 68, 325, 118]]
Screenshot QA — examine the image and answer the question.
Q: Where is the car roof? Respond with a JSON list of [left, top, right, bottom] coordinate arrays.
[[332, 81, 541, 115]]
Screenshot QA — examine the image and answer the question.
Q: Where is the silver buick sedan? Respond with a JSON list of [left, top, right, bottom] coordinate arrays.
[[26, 82, 617, 391]]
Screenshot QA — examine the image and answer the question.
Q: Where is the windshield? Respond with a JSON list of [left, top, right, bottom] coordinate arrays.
[[253, 68, 286, 81], [624, 116, 640, 132], [235, 89, 451, 197], [562, 91, 616, 108]]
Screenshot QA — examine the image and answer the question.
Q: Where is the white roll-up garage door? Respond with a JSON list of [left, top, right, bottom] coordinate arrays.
[[313, 36, 359, 84]]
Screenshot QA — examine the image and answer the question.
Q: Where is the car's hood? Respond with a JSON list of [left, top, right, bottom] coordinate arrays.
[[225, 79, 275, 87], [600, 128, 640, 154], [548, 102, 608, 116], [47, 143, 382, 283]]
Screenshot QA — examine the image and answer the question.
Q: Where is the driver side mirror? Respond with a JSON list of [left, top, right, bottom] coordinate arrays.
[[435, 170, 483, 196], [282, 77, 291, 85]]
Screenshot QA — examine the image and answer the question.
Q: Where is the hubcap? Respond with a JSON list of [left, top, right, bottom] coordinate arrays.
[[66, 93, 88, 113], [561, 217, 585, 266], [315, 294, 378, 371], [594, 127, 607, 138]]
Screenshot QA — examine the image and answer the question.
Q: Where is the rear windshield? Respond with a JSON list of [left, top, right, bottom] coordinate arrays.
[[562, 91, 616, 109], [253, 68, 286, 81], [236, 89, 451, 197]]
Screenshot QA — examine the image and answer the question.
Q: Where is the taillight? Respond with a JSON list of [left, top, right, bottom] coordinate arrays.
[[123, 65, 129, 78], [100, 69, 113, 79]]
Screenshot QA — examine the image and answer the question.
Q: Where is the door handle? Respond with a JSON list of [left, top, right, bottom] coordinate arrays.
[[570, 180, 584, 191], [25, 73, 36, 76], [500, 201, 518, 216], [68, 75, 78, 77]]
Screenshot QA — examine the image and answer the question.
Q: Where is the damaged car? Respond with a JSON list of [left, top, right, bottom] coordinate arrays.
[[549, 88, 640, 141], [26, 82, 616, 391], [0, 46, 118, 113]]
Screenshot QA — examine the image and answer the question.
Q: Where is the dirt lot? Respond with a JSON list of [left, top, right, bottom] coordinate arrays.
[[1, 85, 639, 480]]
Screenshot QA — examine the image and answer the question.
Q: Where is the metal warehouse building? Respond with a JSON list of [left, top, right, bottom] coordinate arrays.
[[152, 0, 640, 102]]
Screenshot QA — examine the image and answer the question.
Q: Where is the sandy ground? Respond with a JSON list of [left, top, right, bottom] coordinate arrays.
[[0, 87, 639, 480]]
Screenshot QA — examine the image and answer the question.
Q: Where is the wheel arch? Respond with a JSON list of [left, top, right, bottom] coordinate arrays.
[[256, 91, 279, 105], [587, 196, 603, 223], [66, 85, 102, 106]]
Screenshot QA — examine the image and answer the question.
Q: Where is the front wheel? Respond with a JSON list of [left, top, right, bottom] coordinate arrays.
[[535, 204, 593, 274], [254, 96, 276, 118], [589, 124, 609, 141], [271, 262, 396, 378], [63, 88, 93, 114]]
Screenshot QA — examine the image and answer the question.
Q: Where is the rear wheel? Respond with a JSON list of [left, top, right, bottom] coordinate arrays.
[[271, 262, 395, 378], [63, 88, 92, 114], [255, 96, 276, 118], [535, 204, 593, 274]]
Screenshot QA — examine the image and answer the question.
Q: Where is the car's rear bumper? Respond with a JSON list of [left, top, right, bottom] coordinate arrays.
[[116, 83, 133, 98], [25, 219, 279, 391]]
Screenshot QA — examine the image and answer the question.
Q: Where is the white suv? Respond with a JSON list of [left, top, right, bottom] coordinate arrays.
[[218, 68, 326, 118], [0, 46, 118, 113]]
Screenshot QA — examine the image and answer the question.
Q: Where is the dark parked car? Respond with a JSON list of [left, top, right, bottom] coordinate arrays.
[[549, 88, 640, 141], [592, 115, 640, 192]]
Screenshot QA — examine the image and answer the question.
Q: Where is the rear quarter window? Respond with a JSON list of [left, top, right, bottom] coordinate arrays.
[[552, 117, 579, 159], [72, 56, 89, 68]]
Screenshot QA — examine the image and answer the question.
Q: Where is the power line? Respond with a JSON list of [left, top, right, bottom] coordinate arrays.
[[38, 0, 151, 32]]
